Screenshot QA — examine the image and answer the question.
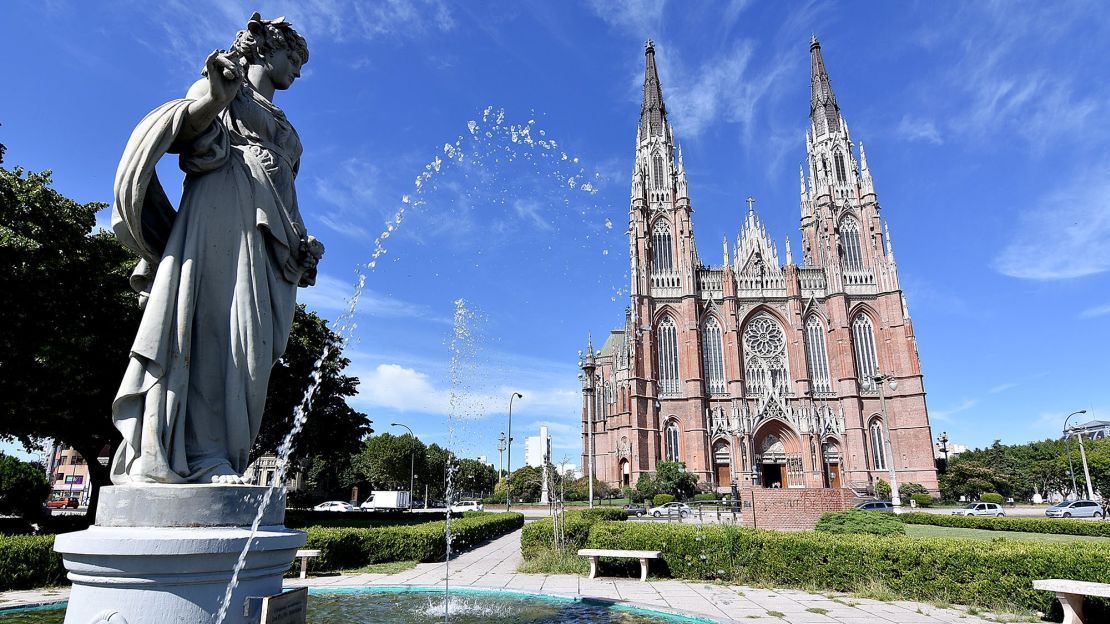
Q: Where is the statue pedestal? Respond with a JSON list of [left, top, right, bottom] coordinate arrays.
[[55, 485, 305, 624]]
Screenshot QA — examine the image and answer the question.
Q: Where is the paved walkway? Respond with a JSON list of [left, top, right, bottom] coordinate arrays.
[[287, 529, 1021, 623]]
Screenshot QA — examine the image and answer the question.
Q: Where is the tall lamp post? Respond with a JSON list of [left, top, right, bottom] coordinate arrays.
[[390, 423, 416, 509], [1063, 410, 1087, 500], [497, 432, 507, 479], [506, 392, 523, 511], [937, 431, 949, 474], [865, 373, 901, 512], [579, 340, 597, 509]]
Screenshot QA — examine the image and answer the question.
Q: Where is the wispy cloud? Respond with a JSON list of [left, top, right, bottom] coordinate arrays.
[[513, 199, 553, 231], [586, 0, 667, 38], [993, 164, 1110, 280], [299, 272, 451, 324], [931, 398, 978, 422], [895, 115, 942, 145], [1079, 303, 1110, 319], [989, 382, 1018, 394]]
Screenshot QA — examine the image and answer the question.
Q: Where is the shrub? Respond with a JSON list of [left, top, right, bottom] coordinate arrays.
[[0, 535, 66, 591], [874, 479, 891, 500], [653, 494, 675, 507], [520, 509, 627, 560], [304, 512, 522, 572], [584, 521, 1110, 613], [898, 512, 1110, 538], [693, 493, 718, 502], [814, 510, 905, 536], [579, 507, 627, 522], [910, 493, 933, 508], [981, 492, 1005, 505], [899, 482, 929, 499]]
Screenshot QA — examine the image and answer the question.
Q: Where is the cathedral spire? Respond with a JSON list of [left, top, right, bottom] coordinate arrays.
[[809, 36, 841, 136], [640, 39, 668, 139]]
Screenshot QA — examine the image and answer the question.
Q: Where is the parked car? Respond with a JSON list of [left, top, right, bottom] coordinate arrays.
[[624, 503, 647, 517], [951, 502, 1005, 517], [312, 501, 356, 512], [46, 497, 79, 509], [1045, 500, 1105, 519], [648, 502, 691, 518], [854, 501, 895, 513], [450, 500, 484, 513]]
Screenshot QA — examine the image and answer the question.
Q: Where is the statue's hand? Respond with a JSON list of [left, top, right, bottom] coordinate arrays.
[[299, 235, 325, 272], [203, 49, 243, 107]]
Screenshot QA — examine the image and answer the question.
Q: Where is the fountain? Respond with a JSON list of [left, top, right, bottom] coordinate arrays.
[[50, 9, 630, 624]]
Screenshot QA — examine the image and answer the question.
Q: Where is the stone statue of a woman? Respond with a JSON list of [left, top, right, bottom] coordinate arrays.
[[110, 13, 323, 485]]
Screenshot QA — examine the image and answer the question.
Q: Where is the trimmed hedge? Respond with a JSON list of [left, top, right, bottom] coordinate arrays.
[[520, 508, 627, 559], [305, 511, 523, 572], [981, 493, 1005, 505], [0, 535, 66, 591], [653, 494, 675, 506], [899, 512, 1110, 538], [584, 521, 1110, 613], [910, 493, 933, 508], [814, 510, 905, 535]]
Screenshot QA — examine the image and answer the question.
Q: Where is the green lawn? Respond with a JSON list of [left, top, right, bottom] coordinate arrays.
[[905, 523, 1110, 544]]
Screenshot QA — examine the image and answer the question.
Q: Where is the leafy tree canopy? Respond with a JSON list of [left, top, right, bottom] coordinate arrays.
[[0, 454, 49, 518]]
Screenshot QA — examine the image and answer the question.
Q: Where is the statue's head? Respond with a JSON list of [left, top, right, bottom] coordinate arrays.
[[231, 12, 309, 91]]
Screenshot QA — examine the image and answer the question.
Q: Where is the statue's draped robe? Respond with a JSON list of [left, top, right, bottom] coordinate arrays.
[[111, 84, 311, 484]]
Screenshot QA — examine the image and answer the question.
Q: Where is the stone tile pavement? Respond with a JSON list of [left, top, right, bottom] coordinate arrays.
[[285, 529, 1025, 624], [0, 527, 1030, 623]]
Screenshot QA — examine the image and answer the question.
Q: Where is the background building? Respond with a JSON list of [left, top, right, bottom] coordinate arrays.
[[47, 444, 110, 506], [524, 425, 551, 468], [581, 38, 939, 495]]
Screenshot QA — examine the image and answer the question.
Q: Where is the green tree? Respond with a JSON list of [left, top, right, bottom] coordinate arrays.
[[874, 478, 891, 500], [0, 454, 49, 518], [508, 465, 543, 503], [423, 443, 452, 500], [0, 167, 139, 520], [252, 305, 372, 466], [634, 473, 659, 503], [354, 433, 427, 493], [654, 461, 699, 500], [456, 458, 497, 498], [939, 461, 1011, 500]]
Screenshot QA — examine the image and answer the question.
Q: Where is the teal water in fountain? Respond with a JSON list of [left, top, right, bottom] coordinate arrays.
[[0, 588, 712, 624]]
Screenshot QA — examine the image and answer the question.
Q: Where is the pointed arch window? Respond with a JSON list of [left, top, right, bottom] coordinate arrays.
[[742, 313, 789, 396], [652, 222, 674, 273], [657, 317, 681, 396], [852, 315, 879, 382], [839, 216, 864, 270], [834, 151, 847, 183], [804, 316, 831, 393], [702, 318, 727, 395], [869, 418, 887, 470], [664, 420, 680, 462], [652, 152, 666, 189]]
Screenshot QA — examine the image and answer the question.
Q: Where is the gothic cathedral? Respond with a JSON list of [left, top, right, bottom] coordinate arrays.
[[581, 38, 939, 496]]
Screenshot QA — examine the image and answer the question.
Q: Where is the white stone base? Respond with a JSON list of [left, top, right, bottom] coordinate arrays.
[[54, 485, 305, 624], [55, 525, 304, 624]]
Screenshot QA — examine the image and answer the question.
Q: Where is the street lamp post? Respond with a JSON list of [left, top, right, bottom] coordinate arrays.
[[866, 374, 901, 512], [506, 392, 523, 511], [937, 431, 949, 474], [497, 432, 506, 480], [1063, 410, 1087, 500], [390, 423, 416, 509], [579, 341, 597, 509]]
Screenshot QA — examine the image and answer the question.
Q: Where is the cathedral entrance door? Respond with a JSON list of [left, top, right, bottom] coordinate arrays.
[[760, 463, 787, 488], [826, 462, 841, 489], [715, 463, 730, 484]]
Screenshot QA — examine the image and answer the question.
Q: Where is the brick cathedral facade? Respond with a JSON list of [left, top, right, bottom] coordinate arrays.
[[581, 38, 939, 495]]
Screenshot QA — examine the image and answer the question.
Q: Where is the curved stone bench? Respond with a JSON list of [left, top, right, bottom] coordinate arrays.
[[578, 548, 661, 582], [1033, 579, 1110, 624]]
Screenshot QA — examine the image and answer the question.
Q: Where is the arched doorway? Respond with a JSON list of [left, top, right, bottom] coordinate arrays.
[[620, 459, 630, 487], [712, 440, 731, 485], [823, 439, 842, 489], [753, 420, 803, 488]]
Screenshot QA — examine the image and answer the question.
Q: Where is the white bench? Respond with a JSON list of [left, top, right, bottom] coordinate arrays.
[[295, 549, 321, 579], [1033, 579, 1110, 623], [578, 548, 661, 582]]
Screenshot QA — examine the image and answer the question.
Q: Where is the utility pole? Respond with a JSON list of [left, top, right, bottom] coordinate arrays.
[[579, 335, 597, 509], [497, 432, 506, 480]]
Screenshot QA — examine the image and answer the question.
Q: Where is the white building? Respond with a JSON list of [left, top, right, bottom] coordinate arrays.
[[524, 426, 551, 468], [556, 462, 581, 479]]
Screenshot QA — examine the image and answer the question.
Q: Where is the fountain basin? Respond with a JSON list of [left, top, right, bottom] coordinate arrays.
[[0, 586, 718, 623]]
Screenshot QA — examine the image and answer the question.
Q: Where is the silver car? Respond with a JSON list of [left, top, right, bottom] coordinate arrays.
[[1045, 500, 1105, 519]]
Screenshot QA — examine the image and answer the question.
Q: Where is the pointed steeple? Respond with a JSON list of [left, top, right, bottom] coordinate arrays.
[[785, 236, 793, 265], [723, 235, 730, 265], [640, 39, 668, 139], [809, 35, 841, 136], [884, 220, 895, 263]]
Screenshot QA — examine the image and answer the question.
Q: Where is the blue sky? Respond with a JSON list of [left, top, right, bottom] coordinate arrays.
[[2, 1, 1108, 468]]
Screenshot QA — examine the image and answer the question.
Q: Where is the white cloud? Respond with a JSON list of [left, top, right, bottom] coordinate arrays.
[[586, 0, 667, 38], [895, 115, 942, 145], [931, 398, 977, 422], [1079, 303, 1110, 319], [299, 272, 451, 324], [513, 199, 553, 231], [993, 165, 1110, 280], [988, 382, 1017, 394], [357, 363, 452, 414]]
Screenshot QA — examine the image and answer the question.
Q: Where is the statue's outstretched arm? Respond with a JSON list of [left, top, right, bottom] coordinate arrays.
[[176, 51, 242, 148]]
